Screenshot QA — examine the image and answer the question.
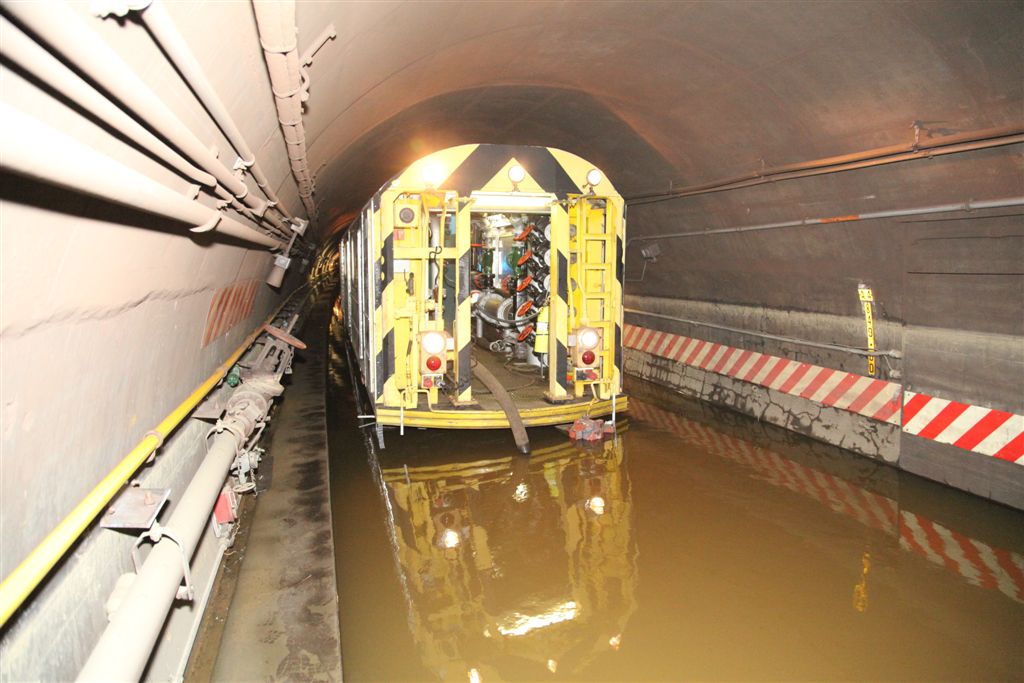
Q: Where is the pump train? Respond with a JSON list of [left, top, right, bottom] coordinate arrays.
[[337, 143, 627, 435]]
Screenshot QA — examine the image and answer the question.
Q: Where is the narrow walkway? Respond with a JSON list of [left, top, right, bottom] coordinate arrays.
[[209, 295, 342, 681]]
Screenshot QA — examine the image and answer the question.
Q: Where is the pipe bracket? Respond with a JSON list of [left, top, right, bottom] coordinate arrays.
[[191, 213, 221, 233], [130, 523, 194, 601], [92, 0, 151, 18]]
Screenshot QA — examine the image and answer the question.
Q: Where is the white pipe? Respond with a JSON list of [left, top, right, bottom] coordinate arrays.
[[4, 0, 272, 219], [252, 0, 318, 227], [0, 15, 216, 189], [77, 325, 293, 681], [171, 526, 229, 683], [77, 426, 245, 681], [137, 0, 292, 221], [0, 103, 284, 250]]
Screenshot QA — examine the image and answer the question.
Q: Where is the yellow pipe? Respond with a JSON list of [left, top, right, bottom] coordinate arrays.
[[0, 288, 306, 628]]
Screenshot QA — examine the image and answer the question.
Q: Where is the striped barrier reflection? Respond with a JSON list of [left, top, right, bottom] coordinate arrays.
[[624, 324, 1024, 465], [629, 399, 1024, 603], [202, 279, 259, 347]]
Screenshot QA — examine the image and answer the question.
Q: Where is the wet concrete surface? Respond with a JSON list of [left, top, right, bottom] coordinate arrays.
[[195, 296, 342, 682], [327, 319, 1024, 682]]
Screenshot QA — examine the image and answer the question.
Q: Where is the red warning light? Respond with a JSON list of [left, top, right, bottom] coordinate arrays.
[[425, 356, 443, 372], [581, 350, 596, 365]]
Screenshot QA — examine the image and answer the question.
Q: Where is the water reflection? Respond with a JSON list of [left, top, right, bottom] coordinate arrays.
[[630, 399, 1024, 605], [371, 436, 637, 680]]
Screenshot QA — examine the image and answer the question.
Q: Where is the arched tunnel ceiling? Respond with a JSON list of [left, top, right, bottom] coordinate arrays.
[[284, 0, 1022, 231]]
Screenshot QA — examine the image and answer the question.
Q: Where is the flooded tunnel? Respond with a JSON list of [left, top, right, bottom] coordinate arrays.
[[1, 1, 1022, 681]]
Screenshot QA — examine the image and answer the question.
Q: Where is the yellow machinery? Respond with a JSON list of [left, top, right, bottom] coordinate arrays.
[[338, 144, 628, 431]]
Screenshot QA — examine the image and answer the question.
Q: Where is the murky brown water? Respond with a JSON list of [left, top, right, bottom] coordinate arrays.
[[327, 326, 1024, 682]]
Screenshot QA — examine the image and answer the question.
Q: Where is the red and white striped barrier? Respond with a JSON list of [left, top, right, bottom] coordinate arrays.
[[629, 399, 1024, 603], [624, 324, 902, 424], [624, 324, 1024, 465], [201, 279, 259, 347], [902, 391, 1024, 464]]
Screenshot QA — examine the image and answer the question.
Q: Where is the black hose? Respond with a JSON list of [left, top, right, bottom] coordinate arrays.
[[472, 361, 530, 454]]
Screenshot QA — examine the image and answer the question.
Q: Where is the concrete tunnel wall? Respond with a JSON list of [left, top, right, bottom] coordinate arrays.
[[0, 0, 1021, 678]]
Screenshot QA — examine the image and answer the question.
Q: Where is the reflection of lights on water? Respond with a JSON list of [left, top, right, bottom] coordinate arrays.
[[468, 667, 481, 683], [441, 529, 460, 548], [513, 482, 530, 502], [587, 496, 606, 515], [609, 634, 622, 650], [496, 601, 578, 636], [546, 659, 558, 673]]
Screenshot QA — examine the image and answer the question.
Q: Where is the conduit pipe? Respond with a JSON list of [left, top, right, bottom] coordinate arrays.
[[133, 0, 292, 221], [627, 196, 1024, 244], [78, 375, 287, 681], [252, 0, 318, 226], [0, 16, 217, 189], [0, 103, 285, 250], [624, 308, 902, 359], [628, 128, 1024, 205], [0, 286, 306, 629], [3, 0, 281, 227]]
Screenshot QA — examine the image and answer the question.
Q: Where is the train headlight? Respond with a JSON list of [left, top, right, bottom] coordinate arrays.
[[421, 160, 446, 187], [421, 331, 446, 355], [508, 164, 526, 184], [586, 168, 603, 187], [577, 327, 600, 350], [587, 496, 606, 515]]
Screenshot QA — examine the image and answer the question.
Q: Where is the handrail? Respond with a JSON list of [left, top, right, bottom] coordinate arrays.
[[0, 285, 309, 628]]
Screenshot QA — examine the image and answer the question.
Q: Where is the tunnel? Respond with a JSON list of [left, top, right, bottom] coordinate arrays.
[[1, 0, 1022, 680]]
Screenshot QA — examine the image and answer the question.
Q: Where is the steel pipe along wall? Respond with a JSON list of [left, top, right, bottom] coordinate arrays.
[[0, 103, 284, 250]]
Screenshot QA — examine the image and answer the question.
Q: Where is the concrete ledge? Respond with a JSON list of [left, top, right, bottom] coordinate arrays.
[[208, 298, 342, 682], [623, 347, 900, 461]]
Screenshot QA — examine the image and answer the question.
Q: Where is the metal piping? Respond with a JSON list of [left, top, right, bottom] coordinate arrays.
[[0, 103, 285, 250], [624, 308, 901, 359], [627, 196, 1024, 244], [0, 285, 307, 629], [3, 0, 278, 225], [627, 127, 1024, 205], [135, 0, 292, 221], [252, 0, 318, 227], [0, 16, 217, 189], [78, 378, 285, 681]]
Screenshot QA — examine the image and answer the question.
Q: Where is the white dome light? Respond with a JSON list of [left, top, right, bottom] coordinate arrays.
[[421, 331, 446, 355], [586, 168, 602, 186], [577, 327, 600, 350], [508, 164, 526, 184], [421, 160, 446, 187]]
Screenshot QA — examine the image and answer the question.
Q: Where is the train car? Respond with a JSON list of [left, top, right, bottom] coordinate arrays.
[[337, 143, 627, 437]]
